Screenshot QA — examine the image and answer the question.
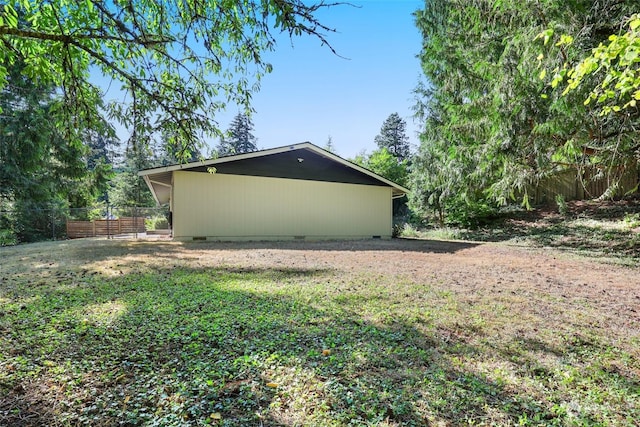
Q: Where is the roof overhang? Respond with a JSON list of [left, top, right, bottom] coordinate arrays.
[[139, 142, 409, 205], [141, 171, 172, 206]]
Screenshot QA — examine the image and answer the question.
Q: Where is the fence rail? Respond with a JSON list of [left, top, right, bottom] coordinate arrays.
[[66, 217, 146, 238], [1, 205, 169, 245]]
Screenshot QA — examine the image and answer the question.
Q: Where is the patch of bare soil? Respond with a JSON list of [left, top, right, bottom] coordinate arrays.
[[3, 237, 638, 344], [188, 239, 640, 323], [166, 239, 640, 363]]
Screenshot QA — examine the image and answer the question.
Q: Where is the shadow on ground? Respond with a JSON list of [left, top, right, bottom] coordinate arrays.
[[452, 200, 640, 259], [0, 238, 480, 280], [182, 237, 480, 254], [2, 263, 637, 426]]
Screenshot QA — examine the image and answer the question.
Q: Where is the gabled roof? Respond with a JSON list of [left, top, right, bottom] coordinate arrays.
[[139, 142, 409, 205]]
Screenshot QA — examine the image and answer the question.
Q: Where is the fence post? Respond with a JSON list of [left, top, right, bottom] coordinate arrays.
[[106, 204, 110, 239], [51, 206, 55, 241]]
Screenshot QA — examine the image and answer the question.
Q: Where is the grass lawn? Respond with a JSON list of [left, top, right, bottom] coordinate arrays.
[[0, 238, 638, 426]]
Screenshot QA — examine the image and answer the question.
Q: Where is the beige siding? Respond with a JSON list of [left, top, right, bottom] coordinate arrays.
[[172, 171, 392, 240]]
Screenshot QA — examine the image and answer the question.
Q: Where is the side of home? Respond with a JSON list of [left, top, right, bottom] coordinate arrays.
[[139, 142, 408, 241]]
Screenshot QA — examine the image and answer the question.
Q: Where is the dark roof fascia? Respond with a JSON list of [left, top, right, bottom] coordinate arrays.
[[138, 142, 409, 195]]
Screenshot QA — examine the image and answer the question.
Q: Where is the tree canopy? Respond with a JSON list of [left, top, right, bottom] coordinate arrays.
[[544, 13, 640, 115], [411, 0, 639, 224], [0, 59, 115, 241], [0, 1, 339, 160], [0, 60, 92, 203], [374, 113, 411, 161], [364, 148, 409, 188], [216, 113, 259, 156]]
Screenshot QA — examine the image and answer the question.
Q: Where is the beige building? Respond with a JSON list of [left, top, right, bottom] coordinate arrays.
[[139, 142, 408, 241]]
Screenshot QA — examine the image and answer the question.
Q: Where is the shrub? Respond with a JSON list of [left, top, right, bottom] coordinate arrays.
[[444, 199, 499, 228], [0, 229, 17, 246], [145, 216, 169, 230], [555, 194, 569, 216]]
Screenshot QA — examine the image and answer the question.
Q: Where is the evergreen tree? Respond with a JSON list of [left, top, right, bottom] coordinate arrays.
[[82, 124, 120, 203], [85, 126, 119, 170], [374, 113, 410, 161], [0, 62, 82, 203], [217, 113, 258, 156], [0, 60, 103, 241], [108, 147, 155, 210], [324, 135, 336, 153], [411, 0, 639, 225]]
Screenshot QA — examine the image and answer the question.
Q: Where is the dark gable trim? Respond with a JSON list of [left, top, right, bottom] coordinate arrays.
[[139, 143, 409, 205], [186, 147, 385, 186]]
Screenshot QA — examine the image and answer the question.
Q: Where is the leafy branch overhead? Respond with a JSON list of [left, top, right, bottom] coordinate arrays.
[[0, 0, 340, 160], [538, 14, 640, 115]]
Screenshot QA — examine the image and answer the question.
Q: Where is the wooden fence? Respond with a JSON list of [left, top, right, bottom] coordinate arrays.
[[531, 165, 638, 205], [66, 217, 146, 238]]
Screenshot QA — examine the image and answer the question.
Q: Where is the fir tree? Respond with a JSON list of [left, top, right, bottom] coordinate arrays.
[[217, 113, 258, 156], [324, 135, 336, 153], [374, 113, 410, 161]]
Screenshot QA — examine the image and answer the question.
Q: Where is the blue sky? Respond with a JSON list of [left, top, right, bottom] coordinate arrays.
[[102, 0, 425, 160], [234, 0, 425, 159]]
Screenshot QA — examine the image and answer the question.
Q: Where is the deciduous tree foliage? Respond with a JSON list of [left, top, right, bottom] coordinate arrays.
[[535, 3, 640, 200], [365, 148, 409, 188], [412, 0, 638, 224], [351, 147, 410, 219], [544, 13, 640, 115], [0, 0, 339, 160]]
